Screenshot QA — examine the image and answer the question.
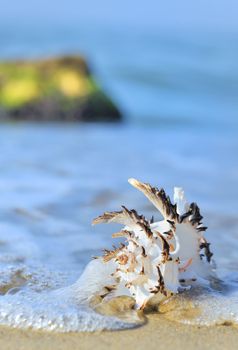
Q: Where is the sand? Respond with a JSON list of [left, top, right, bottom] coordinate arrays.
[[0, 313, 237, 350]]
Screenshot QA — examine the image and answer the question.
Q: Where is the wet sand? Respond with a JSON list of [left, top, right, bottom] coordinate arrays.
[[1, 314, 237, 350]]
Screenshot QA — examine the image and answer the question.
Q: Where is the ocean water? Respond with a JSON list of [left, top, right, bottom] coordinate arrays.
[[1, 22, 238, 128], [0, 123, 237, 331], [0, 19, 238, 331]]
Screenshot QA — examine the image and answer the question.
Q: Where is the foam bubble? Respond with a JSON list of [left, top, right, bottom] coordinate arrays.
[[0, 285, 142, 332]]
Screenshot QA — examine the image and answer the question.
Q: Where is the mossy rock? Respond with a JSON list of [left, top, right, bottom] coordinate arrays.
[[0, 56, 121, 122]]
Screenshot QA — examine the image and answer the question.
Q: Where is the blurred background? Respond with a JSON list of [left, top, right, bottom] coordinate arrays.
[[1, 0, 238, 125], [0, 0, 237, 287]]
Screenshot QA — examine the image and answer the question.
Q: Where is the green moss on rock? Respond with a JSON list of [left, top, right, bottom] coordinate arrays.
[[0, 56, 121, 122]]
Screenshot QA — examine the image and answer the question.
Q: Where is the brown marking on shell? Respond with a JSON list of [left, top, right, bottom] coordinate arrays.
[[200, 238, 213, 262], [125, 282, 132, 288], [150, 265, 166, 296], [116, 254, 129, 265], [102, 243, 125, 262], [163, 229, 174, 240], [92, 210, 123, 225], [157, 232, 170, 262], [157, 265, 165, 293], [167, 219, 176, 230], [100, 285, 117, 298], [121, 206, 153, 238], [141, 246, 147, 257], [112, 229, 132, 238], [140, 266, 145, 275], [92, 206, 143, 226], [128, 178, 178, 221], [128, 238, 139, 248], [179, 202, 204, 228], [139, 300, 148, 310], [93, 205, 153, 239], [138, 222, 153, 238], [104, 285, 117, 292], [126, 253, 137, 272], [178, 211, 191, 223], [184, 202, 203, 226], [169, 243, 175, 252], [196, 226, 208, 232]]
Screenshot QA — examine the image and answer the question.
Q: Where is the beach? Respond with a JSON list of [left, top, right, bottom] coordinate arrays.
[[0, 124, 238, 333], [1, 314, 237, 350], [0, 0, 238, 344]]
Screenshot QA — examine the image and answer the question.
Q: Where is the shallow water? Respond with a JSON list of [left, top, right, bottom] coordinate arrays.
[[0, 123, 237, 331]]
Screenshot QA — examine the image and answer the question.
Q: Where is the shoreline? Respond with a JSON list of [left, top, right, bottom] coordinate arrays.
[[1, 314, 237, 350]]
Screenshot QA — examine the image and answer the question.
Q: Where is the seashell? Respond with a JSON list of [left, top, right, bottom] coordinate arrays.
[[91, 178, 215, 310]]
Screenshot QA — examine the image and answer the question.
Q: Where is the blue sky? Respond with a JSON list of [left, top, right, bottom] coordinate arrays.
[[1, 0, 238, 33]]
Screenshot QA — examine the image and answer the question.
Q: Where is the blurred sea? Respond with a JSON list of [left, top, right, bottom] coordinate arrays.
[[0, 22, 238, 330], [1, 22, 238, 127]]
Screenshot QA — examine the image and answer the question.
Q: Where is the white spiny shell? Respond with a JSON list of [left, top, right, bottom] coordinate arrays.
[[91, 178, 214, 309]]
